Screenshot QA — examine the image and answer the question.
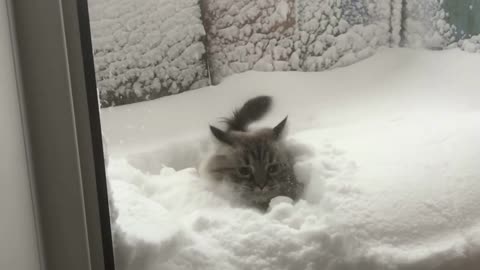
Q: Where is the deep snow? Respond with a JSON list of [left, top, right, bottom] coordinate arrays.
[[101, 48, 480, 270]]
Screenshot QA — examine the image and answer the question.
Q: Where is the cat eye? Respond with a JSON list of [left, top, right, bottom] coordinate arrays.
[[267, 164, 279, 174], [238, 166, 252, 177]]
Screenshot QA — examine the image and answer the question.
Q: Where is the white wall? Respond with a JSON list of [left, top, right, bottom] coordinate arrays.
[[0, 1, 42, 269]]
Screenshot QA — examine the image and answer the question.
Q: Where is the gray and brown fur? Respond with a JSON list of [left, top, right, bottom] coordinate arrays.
[[203, 96, 303, 210]]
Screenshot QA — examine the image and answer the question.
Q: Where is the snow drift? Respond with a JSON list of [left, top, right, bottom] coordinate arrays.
[[101, 48, 480, 270]]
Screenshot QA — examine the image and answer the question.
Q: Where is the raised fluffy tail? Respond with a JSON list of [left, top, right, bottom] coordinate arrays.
[[224, 96, 272, 132]]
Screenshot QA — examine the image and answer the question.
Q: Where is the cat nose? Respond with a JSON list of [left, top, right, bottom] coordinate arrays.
[[255, 173, 267, 189], [256, 183, 267, 190]]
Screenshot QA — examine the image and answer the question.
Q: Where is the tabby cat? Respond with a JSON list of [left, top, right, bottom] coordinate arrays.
[[202, 96, 303, 210]]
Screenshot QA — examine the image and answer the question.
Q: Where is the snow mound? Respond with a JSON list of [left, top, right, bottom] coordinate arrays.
[[101, 48, 480, 269], [459, 34, 480, 53], [108, 113, 480, 270]]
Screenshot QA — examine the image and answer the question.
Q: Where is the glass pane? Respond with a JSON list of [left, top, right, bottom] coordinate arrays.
[[85, 0, 480, 269]]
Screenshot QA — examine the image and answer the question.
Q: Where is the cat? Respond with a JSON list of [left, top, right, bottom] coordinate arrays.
[[201, 95, 303, 210]]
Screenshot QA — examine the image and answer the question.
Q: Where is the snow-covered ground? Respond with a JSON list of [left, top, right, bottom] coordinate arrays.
[[101, 48, 480, 270]]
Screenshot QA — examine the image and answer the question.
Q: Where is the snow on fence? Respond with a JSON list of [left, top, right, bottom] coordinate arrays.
[[89, 0, 395, 107], [203, 0, 393, 84], [89, 0, 480, 107], [201, 0, 298, 84], [88, 0, 209, 107]]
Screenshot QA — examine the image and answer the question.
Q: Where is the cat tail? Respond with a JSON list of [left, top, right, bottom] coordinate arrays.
[[224, 95, 272, 132]]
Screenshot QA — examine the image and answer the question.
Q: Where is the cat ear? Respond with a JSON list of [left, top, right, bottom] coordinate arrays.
[[210, 125, 233, 145], [272, 116, 288, 139]]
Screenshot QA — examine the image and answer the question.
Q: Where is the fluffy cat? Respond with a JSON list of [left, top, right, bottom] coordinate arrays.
[[201, 96, 303, 210]]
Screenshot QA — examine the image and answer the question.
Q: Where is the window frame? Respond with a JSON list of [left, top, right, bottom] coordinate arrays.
[[9, 0, 115, 269]]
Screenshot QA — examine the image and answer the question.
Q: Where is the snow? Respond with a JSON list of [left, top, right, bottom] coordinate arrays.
[[101, 48, 480, 270], [87, 0, 480, 109], [401, 0, 480, 54], [402, 0, 456, 48], [204, 0, 392, 84], [459, 34, 480, 53], [88, 0, 209, 107]]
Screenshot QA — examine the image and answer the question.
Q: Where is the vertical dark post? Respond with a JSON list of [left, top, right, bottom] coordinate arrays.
[[199, 0, 213, 85], [75, 0, 115, 269], [400, 0, 408, 46]]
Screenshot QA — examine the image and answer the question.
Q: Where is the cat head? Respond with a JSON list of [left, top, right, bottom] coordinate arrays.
[[208, 117, 292, 204]]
